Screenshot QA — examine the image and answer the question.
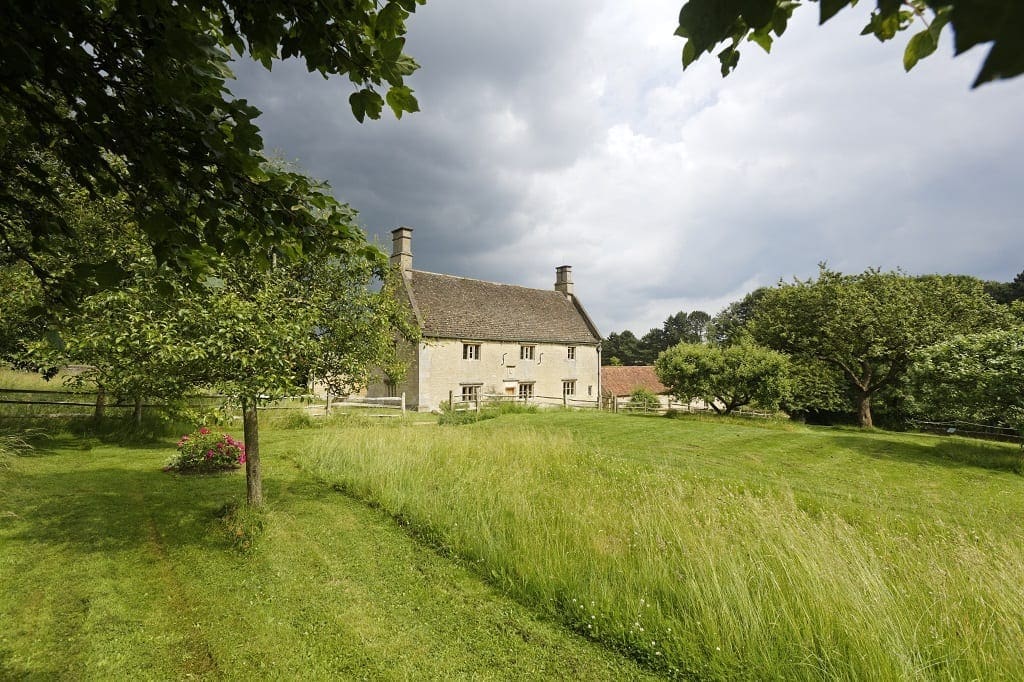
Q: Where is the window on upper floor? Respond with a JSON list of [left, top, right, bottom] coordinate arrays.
[[520, 345, 535, 360], [463, 343, 481, 360], [567, 346, 576, 360]]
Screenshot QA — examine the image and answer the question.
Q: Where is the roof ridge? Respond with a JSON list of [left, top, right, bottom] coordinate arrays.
[[412, 269, 561, 295]]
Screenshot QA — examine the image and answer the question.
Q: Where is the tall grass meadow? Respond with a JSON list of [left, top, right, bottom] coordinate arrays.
[[290, 416, 1024, 680]]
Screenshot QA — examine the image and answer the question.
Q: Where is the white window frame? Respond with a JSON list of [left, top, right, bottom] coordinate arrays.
[[460, 384, 481, 402], [518, 382, 534, 400], [463, 343, 481, 360], [520, 345, 535, 360], [567, 346, 576, 360], [562, 380, 576, 397]]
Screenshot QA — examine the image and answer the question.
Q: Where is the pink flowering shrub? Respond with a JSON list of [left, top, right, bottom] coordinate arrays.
[[165, 426, 246, 473]]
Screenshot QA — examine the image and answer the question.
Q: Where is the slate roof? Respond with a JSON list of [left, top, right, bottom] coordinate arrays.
[[601, 366, 668, 397], [404, 270, 600, 344]]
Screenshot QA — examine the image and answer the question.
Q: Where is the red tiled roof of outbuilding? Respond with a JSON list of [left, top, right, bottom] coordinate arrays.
[[600, 366, 668, 397]]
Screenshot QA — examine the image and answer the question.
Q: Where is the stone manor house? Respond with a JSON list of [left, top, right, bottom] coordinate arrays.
[[367, 228, 602, 411]]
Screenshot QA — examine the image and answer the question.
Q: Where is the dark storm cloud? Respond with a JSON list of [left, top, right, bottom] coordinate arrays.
[[228, 1, 1024, 334], [229, 0, 602, 289]]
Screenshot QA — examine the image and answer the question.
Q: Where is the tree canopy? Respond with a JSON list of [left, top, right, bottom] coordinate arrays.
[[655, 341, 791, 414], [603, 310, 710, 365], [909, 328, 1024, 430], [984, 270, 1024, 305], [750, 267, 1007, 427], [1, 0, 423, 303], [674, 0, 1023, 88], [34, 227, 414, 506]]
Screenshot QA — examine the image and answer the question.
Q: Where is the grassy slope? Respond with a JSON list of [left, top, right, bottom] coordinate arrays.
[[0, 433, 653, 680], [276, 412, 1024, 680]]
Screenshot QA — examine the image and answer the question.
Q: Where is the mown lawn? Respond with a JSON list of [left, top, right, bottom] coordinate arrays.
[[269, 411, 1024, 680], [0, 430, 653, 680]]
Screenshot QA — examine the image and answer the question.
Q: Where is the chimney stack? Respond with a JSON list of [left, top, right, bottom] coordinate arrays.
[[391, 227, 413, 272], [554, 265, 573, 296]]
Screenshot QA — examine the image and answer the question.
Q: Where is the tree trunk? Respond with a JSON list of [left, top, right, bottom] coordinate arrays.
[[242, 396, 263, 507], [93, 385, 106, 420], [857, 391, 873, 428], [133, 395, 143, 427]]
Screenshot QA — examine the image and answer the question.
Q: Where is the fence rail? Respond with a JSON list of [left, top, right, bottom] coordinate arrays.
[[328, 394, 406, 416], [449, 392, 600, 412], [908, 419, 1023, 444]]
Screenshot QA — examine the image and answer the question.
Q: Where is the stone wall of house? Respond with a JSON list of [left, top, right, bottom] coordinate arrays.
[[364, 336, 420, 403], [410, 338, 600, 411]]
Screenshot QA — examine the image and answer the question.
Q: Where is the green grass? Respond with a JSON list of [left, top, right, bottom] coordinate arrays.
[[0, 368, 74, 391], [0, 430, 653, 679], [272, 411, 1024, 680]]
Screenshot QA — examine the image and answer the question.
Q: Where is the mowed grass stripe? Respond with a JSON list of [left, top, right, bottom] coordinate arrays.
[[0, 436, 653, 680], [277, 411, 1024, 680]]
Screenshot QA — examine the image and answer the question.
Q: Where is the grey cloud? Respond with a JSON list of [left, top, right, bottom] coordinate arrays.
[[228, 1, 1024, 336]]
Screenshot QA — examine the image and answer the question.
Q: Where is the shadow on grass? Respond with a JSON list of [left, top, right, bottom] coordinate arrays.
[[3, 465, 255, 554], [824, 431, 1023, 475], [0, 414, 194, 449], [0, 650, 59, 681]]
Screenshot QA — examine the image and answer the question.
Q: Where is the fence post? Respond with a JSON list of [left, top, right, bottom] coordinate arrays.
[[94, 385, 106, 420], [449, 390, 454, 411], [400, 392, 406, 415], [475, 393, 480, 412], [563, 392, 568, 408], [325, 392, 332, 416]]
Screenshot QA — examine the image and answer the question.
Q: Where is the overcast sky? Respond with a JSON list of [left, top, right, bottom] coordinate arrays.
[[229, 1, 1024, 336]]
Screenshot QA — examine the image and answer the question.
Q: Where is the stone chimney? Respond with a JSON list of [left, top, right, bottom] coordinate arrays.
[[391, 227, 413, 272], [554, 265, 573, 296]]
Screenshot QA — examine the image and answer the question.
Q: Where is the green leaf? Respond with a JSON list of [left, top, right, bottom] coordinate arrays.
[[681, 39, 698, 68], [376, 2, 407, 36], [772, 2, 795, 36], [677, 0, 743, 56], [349, 89, 384, 122], [718, 44, 741, 76], [957, 1, 1024, 86], [385, 85, 419, 119], [903, 28, 937, 71], [749, 26, 774, 53], [738, 0, 776, 29], [820, 0, 851, 25], [381, 37, 405, 62]]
